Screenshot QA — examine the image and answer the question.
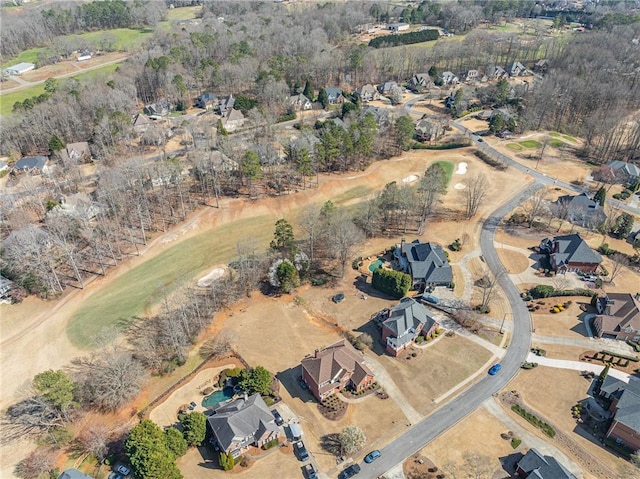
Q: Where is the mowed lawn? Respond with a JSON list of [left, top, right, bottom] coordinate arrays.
[[518, 140, 541, 149], [378, 334, 493, 412], [433, 160, 454, 185], [67, 214, 274, 348], [1, 47, 46, 69]]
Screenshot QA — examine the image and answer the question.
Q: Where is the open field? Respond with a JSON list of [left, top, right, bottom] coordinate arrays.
[[548, 138, 566, 148], [519, 140, 542, 149], [377, 334, 493, 413], [507, 143, 524, 151], [166, 5, 202, 22], [508, 366, 630, 473], [550, 131, 577, 142], [0, 83, 47, 116]]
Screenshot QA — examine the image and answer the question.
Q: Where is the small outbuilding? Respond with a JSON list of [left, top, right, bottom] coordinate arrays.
[[3, 62, 35, 75]]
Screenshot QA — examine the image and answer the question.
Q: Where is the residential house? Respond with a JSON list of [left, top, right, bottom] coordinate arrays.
[[552, 193, 607, 229], [195, 92, 218, 110], [207, 394, 281, 458], [355, 84, 380, 102], [300, 339, 375, 401], [493, 66, 508, 79], [509, 61, 527, 77], [515, 448, 577, 479], [408, 74, 433, 93], [13, 156, 49, 175], [593, 293, 640, 342], [218, 94, 235, 115], [0, 160, 8, 173], [57, 470, 94, 479], [394, 239, 453, 289], [605, 160, 640, 181], [388, 22, 410, 33], [132, 113, 152, 133], [287, 93, 313, 111], [415, 117, 444, 142], [143, 99, 170, 117], [598, 376, 640, 451], [465, 69, 481, 82], [324, 88, 344, 104], [220, 108, 245, 132], [361, 106, 393, 129], [534, 59, 550, 74], [381, 297, 438, 356], [439, 71, 459, 85], [3, 62, 35, 76], [538, 234, 602, 274], [60, 142, 91, 163], [0, 275, 14, 301], [378, 81, 398, 96]]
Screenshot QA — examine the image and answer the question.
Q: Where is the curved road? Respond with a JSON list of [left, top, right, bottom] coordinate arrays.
[[359, 182, 542, 479]]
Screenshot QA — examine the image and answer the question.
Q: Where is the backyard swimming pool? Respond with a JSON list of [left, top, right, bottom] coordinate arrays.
[[202, 387, 235, 409], [368, 258, 386, 272]]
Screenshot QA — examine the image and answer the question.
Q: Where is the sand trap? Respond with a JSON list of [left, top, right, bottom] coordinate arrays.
[[402, 174, 419, 183], [455, 162, 468, 175], [197, 267, 226, 287], [454, 183, 466, 190]]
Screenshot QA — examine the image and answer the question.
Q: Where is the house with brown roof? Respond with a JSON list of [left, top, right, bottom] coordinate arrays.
[[221, 108, 245, 132], [60, 142, 91, 163], [381, 297, 438, 356], [355, 84, 380, 102], [300, 339, 374, 401], [594, 293, 640, 342]]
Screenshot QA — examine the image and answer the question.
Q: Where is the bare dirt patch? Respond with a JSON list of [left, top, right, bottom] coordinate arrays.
[[496, 248, 530, 274], [0, 78, 20, 91]]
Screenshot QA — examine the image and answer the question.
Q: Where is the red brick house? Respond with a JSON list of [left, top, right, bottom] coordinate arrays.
[[300, 339, 374, 401], [598, 376, 640, 451], [593, 293, 640, 342], [539, 234, 602, 273], [381, 297, 438, 357], [515, 448, 577, 478]]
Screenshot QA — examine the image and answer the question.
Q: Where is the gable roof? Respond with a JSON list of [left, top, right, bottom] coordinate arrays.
[[223, 108, 244, 122], [606, 160, 640, 178], [383, 297, 436, 337], [550, 234, 602, 266], [219, 94, 235, 111], [207, 394, 278, 452], [597, 293, 640, 336], [516, 448, 577, 479], [401, 240, 453, 284], [62, 142, 91, 162], [324, 87, 342, 100], [288, 93, 311, 105], [602, 378, 640, 434], [58, 470, 93, 479], [132, 113, 152, 127], [14, 156, 48, 171], [301, 339, 373, 396]]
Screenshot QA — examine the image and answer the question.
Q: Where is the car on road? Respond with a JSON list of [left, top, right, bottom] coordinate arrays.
[[304, 463, 318, 479], [488, 364, 502, 375], [338, 464, 361, 479], [363, 450, 381, 463], [115, 465, 130, 476], [476, 137, 483, 142], [272, 409, 284, 426], [294, 441, 309, 461]]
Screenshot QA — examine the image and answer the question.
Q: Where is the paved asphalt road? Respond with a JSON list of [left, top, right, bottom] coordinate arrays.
[[357, 182, 542, 479]]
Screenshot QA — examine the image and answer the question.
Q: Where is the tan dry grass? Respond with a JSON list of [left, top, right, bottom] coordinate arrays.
[[496, 248, 530, 274], [531, 299, 589, 339]]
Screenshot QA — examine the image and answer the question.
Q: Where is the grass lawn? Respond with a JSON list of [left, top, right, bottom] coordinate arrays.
[[433, 160, 454, 186], [166, 5, 201, 22], [506, 143, 524, 151], [519, 140, 542, 149], [0, 83, 47, 116], [547, 138, 566, 148], [66, 214, 274, 348], [1, 47, 46, 69], [550, 132, 577, 142], [73, 28, 154, 50], [332, 184, 373, 205]]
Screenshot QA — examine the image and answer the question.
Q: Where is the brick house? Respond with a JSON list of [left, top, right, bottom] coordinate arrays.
[[598, 376, 640, 451], [515, 448, 577, 479], [538, 234, 602, 274], [594, 293, 640, 342], [300, 339, 374, 401], [381, 297, 438, 356]]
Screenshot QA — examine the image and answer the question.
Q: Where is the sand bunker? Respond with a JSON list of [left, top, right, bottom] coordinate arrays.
[[454, 183, 466, 190], [197, 267, 226, 287], [402, 174, 419, 183], [455, 162, 468, 175]]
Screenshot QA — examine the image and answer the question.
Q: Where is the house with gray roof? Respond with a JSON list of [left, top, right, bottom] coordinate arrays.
[[539, 234, 602, 274], [58, 469, 93, 479], [301, 339, 374, 401], [218, 94, 235, 114], [143, 99, 170, 117], [515, 448, 577, 479], [382, 297, 438, 356], [439, 71, 459, 85], [597, 376, 640, 451], [324, 88, 344, 104], [220, 108, 245, 132], [394, 239, 453, 289], [355, 84, 380, 102], [594, 293, 640, 342], [605, 160, 640, 181], [552, 193, 607, 229], [287, 93, 313, 111], [408, 74, 432, 93], [207, 394, 281, 457], [509, 61, 527, 77], [13, 156, 49, 175], [195, 92, 218, 110], [361, 106, 392, 128], [377, 81, 398, 96]]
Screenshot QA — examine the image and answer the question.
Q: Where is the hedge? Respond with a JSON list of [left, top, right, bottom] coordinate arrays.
[[412, 140, 471, 150], [602, 350, 640, 362], [527, 285, 593, 299], [369, 29, 439, 48], [511, 404, 556, 438], [371, 268, 412, 299], [473, 149, 507, 170]]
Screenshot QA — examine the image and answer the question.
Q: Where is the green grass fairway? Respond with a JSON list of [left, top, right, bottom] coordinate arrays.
[[519, 140, 542, 149], [332, 185, 373, 205], [550, 132, 577, 143], [548, 139, 566, 148], [506, 143, 524, 151], [67, 215, 274, 348], [0, 83, 47, 116], [432, 160, 454, 185]]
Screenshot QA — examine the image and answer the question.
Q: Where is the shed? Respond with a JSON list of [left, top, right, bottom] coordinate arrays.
[[3, 62, 35, 75], [289, 422, 303, 440]]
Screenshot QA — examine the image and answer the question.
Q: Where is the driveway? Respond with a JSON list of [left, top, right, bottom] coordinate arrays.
[[525, 354, 634, 383]]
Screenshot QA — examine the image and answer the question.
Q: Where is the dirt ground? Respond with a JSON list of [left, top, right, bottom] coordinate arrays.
[[508, 366, 630, 474], [0, 77, 20, 91], [420, 408, 517, 476]]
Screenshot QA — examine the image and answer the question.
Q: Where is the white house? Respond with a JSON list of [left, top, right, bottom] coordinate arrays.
[[388, 22, 409, 33]]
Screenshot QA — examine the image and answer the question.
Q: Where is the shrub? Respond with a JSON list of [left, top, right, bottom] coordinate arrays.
[[510, 438, 522, 449], [371, 268, 412, 298], [473, 149, 507, 170], [263, 438, 279, 450], [511, 405, 555, 438], [449, 238, 462, 251], [352, 257, 362, 270], [552, 307, 560, 313]]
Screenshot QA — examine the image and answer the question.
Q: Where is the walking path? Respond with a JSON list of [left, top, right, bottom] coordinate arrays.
[[482, 398, 584, 478], [525, 353, 634, 382], [363, 354, 423, 424]]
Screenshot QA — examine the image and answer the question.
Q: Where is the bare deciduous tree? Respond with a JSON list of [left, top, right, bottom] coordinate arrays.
[[329, 212, 365, 278], [521, 188, 547, 228], [609, 253, 629, 284], [14, 448, 55, 479], [462, 173, 489, 219], [199, 331, 236, 359]]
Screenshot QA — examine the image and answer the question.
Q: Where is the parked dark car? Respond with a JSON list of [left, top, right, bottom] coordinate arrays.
[[364, 450, 381, 463], [332, 293, 345, 303], [305, 463, 318, 479], [272, 409, 284, 426], [338, 464, 361, 479], [295, 441, 309, 461]]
